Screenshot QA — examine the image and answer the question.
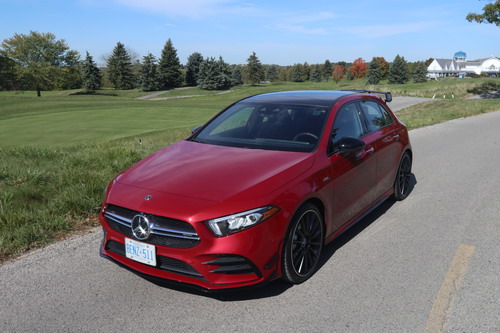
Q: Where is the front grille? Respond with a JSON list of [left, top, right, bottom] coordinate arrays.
[[105, 240, 203, 279], [104, 204, 200, 249]]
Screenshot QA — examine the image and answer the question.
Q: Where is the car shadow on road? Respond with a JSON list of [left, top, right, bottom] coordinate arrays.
[[146, 174, 417, 301]]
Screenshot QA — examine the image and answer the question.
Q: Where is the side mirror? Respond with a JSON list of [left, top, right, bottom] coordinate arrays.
[[335, 137, 365, 155], [191, 125, 203, 134]]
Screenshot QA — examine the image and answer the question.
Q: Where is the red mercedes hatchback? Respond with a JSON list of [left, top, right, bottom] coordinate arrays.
[[100, 90, 412, 290]]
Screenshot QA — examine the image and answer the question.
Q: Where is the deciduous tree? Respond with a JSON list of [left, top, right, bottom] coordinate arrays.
[[349, 58, 367, 79], [466, 0, 500, 26], [82, 51, 102, 91], [0, 55, 18, 90], [1, 31, 80, 96], [332, 65, 345, 84], [373, 57, 389, 79], [57, 50, 82, 89], [107, 42, 135, 89], [158, 39, 182, 89]]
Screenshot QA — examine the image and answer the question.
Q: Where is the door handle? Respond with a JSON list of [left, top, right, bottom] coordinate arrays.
[[364, 147, 375, 156], [392, 134, 400, 141]]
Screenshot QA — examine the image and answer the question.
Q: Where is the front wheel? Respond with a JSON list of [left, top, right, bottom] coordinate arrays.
[[282, 204, 324, 284], [393, 152, 412, 201]]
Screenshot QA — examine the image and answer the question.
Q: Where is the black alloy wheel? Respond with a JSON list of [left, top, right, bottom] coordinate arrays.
[[393, 152, 412, 201], [282, 204, 324, 284]]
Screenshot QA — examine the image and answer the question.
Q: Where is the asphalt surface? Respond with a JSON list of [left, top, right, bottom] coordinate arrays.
[[1, 111, 499, 333]]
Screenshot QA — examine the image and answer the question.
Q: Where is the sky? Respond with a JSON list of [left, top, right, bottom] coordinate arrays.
[[1, 0, 499, 66]]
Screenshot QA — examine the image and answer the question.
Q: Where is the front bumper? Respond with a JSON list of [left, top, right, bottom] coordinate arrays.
[[99, 209, 284, 290]]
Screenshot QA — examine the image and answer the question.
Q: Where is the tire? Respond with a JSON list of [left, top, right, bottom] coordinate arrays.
[[282, 203, 324, 284], [393, 152, 412, 201]]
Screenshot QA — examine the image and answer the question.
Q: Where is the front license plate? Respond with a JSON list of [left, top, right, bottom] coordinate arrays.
[[125, 238, 156, 266]]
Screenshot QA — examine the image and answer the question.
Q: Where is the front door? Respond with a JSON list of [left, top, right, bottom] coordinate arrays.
[[329, 102, 378, 230]]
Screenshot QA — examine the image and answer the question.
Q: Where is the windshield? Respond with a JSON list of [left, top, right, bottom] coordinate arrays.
[[191, 102, 330, 152]]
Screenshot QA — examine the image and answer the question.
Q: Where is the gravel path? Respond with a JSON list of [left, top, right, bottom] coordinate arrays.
[[389, 96, 437, 111]]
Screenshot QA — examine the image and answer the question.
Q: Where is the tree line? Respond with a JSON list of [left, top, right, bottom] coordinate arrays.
[[1, 31, 434, 96]]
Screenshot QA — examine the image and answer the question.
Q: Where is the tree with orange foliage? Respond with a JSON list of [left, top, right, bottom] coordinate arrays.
[[348, 58, 367, 79], [373, 57, 389, 79], [332, 65, 345, 84]]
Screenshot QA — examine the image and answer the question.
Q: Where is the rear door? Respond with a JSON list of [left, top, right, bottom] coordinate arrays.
[[358, 100, 402, 199]]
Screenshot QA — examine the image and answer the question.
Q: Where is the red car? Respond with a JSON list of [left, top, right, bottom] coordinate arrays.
[[100, 90, 412, 290]]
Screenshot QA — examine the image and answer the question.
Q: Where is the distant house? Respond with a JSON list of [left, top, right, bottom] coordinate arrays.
[[427, 51, 500, 78]]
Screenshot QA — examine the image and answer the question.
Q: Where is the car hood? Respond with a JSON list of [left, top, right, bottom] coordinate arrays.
[[116, 140, 315, 203]]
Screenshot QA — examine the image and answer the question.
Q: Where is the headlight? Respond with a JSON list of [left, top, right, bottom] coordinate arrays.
[[206, 206, 280, 237]]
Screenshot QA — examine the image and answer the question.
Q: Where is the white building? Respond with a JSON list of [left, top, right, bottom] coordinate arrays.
[[427, 51, 500, 78]]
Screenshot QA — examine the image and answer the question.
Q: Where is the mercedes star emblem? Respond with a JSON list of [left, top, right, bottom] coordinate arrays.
[[131, 214, 151, 240]]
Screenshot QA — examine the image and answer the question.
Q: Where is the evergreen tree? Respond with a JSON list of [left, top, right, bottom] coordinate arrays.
[[367, 57, 382, 85], [107, 42, 135, 89], [246, 52, 264, 85], [310, 64, 323, 82], [197, 56, 233, 90], [266, 64, 279, 82], [291, 64, 303, 82], [323, 60, 332, 81], [302, 62, 311, 81], [231, 65, 243, 85], [185, 52, 204, 86], [81, 51, 102, 91], [139, 53, 159, 91], [388, 55, 409, 84], [158, 39, 182, 89], [413, 62, 428, 83]]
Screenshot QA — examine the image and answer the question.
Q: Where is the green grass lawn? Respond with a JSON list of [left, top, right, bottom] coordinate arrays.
[[0, 78, 499, 262]]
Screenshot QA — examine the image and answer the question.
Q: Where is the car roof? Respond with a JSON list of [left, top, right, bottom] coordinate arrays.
[[240, 90, 381, 108]]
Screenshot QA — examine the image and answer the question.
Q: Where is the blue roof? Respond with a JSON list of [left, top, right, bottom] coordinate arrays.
[[454, 51, 466, 58]]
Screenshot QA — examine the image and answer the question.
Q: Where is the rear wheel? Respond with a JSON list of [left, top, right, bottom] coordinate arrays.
[[393, 152, 412, 201], [282, 204, 324, 284]]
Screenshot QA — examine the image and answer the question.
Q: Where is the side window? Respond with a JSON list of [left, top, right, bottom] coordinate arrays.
[[331, 103, 364, 143], [359, 100, 393, 132]]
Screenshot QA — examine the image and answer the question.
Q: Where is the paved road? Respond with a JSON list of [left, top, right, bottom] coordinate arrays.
[[1, 112, 499, 332]]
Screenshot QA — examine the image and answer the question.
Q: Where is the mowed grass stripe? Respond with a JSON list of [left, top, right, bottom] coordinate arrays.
[[0, 105, 217, 147]]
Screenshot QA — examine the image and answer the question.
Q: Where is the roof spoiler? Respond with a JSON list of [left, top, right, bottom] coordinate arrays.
[[345, 90, 392, 103]]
